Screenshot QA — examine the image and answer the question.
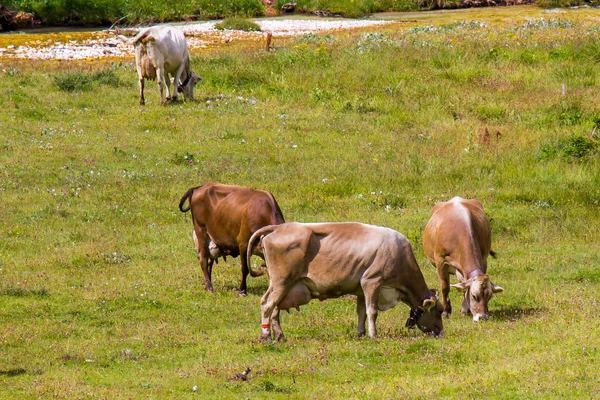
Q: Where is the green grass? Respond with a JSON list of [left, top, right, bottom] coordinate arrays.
[[1, 7, 600, 399]]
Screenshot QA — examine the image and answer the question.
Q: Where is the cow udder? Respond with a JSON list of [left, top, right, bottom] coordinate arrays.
[[278, 281, 312, 311]]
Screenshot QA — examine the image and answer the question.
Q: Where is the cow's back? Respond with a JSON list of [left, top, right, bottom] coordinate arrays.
[[265, 223, 422, 293], [145, 26, 188, 73], [424, 197, 491, 269], [190, 183, 283, 246]]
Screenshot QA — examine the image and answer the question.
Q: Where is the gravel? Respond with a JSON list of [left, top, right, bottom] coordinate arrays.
[[0, 19, 392, 60]]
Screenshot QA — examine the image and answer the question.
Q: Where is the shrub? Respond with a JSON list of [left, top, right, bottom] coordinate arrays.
[[535, 0, 585, 7], [214, 16, 261, 31], [53, 67, 123, 92], [539, 134, 598, 161], [94, 68, 123, 88], [53, 72, 93, 92]]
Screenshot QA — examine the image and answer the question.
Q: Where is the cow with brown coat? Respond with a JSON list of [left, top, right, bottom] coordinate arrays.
[[179, 183, 285, 296], [423, 197, 504, 322]]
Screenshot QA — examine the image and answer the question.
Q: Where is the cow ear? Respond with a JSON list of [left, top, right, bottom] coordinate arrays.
[[492, 284, 504, 294], [450, 282, 469, 292], [422, 298, 435, 312], [429, 289, 439, 299]]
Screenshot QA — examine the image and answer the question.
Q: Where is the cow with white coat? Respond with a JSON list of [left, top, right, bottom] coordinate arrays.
[[132, 25, 201, 105]]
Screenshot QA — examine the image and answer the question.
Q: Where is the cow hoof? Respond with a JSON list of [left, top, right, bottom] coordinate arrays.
[[274, 334, 286, 342], [442, 311, 451, 319], [238, 290, 248, 297], [259, 334, 271, 342], [139, 100, 145, 105], [205, 286, 215, 293]]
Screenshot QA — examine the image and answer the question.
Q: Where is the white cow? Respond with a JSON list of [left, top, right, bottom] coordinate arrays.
[[132, 25, 201, 105]]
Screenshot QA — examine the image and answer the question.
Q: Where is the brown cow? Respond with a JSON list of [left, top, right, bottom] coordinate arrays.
[[179, 183, 285, 295], [247, 222, 444, 341], [423, 197, 503, 322]]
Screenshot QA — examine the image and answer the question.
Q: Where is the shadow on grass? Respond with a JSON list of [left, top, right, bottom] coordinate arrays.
[[0, 368, 27, 377], [491, 305, 546, 321], [0, 285, 49, 297], [246, 282, 269, 297]]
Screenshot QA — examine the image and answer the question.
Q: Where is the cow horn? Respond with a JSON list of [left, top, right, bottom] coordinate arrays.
[[422, 298, 435, 312], [450, 281, 469, 292]]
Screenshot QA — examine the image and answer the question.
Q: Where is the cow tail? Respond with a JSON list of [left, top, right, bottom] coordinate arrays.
[[270, 193, 285, 224], [179, 187, 196, 213], [131, 28, 151, 46], [489, 250, 497, 259], [247, 225, 279, 277]]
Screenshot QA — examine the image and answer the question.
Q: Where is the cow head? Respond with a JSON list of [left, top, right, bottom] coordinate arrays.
[[177, 72, 202, 101], [451, 274, 504, 322], [405, 290, 444, 337]]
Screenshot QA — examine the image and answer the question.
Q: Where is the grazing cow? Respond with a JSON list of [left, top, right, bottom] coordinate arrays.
[[132, 25, 201, 105], [247, 222, 444, 341], [423, 197, 504, 322], [179, 183, 285, 296]]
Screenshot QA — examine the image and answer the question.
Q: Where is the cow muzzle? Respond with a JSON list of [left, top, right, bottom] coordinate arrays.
[[473, 313, 489, 322]]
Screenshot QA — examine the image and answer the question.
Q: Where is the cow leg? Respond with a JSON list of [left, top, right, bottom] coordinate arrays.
[[172, 64, 185, 102], [437, 263, 452, 318], [164, 70, 173, 101], [271, 307, 285, 342], [260, 283, 291, 342], [259, 287, 274, 341], [193, 227, 214, 292], [156, 67, 167, 105], [208, 259, 214, 281], [360, 278, 382, 338], [197, 253, 214, 292], [138, 78, 145, 105], [238, 243, 249, 297], [356, 295, 367, 337]]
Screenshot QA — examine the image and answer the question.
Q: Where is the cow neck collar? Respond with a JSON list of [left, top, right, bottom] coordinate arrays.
[[405, 307, 425, 328], [467, 269, 484, 280], [180, 72, 192, 87]]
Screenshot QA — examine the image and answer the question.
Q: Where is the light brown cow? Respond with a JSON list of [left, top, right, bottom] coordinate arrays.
[[423, 197, 503, 322], [247, 222, 444, 341], [179, 183, 285, 296]]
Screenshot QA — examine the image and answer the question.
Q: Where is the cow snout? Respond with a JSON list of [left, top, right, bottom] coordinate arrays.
[[426, 329, 443, 338], [472, 313, 489, 322]]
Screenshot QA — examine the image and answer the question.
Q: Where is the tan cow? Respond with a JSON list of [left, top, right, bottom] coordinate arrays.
[[423, 197, 503, 322], [247, 222, 444, 341], [179, 183, 285, 296]]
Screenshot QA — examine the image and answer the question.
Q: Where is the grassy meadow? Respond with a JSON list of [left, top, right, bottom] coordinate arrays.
[[1, 6, 600, 398]]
